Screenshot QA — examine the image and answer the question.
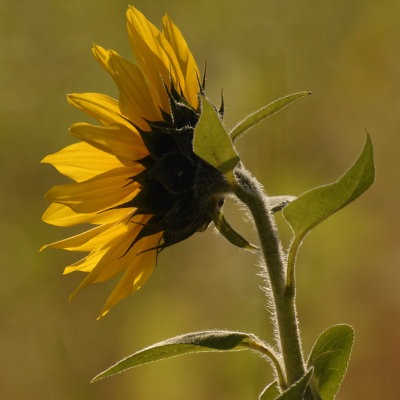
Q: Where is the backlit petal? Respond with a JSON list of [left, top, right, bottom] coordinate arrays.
[[162, 14, 200, 109], [42, 203, 132, 227], [41, 219, 127, 252], [69, 216, 152, 300], [69, 122, 148, 163], [98, 232, 162, 318], [92, 45, 161, 126], [126, 6, 171, 112], [42, 142, 124, 182], [45, 166, 142, 213], [67, 93, 131, 128], [64, 250, 107, 274]]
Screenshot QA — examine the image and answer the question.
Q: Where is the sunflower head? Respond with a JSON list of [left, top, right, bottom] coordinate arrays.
[[124, 81, 228, 253], [42, 6, 228, 318]]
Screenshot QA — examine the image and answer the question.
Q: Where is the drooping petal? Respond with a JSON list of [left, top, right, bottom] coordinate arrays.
[[68, 216, 152, 301], [69, 122, 148, 163], [45, 166, 142, 213], [98, 231, 163, 318], [42, 203, 132, 227], [162, 14, 200, 109], [92, 45, 161, 126], [67, 93, 131, 128], [42, 142, 124, 182]]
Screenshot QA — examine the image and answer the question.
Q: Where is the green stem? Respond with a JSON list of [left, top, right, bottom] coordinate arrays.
[[232, 167, 305, 386]]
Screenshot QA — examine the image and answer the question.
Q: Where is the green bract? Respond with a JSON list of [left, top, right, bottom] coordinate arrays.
[[212, 209, 258, 251], [193, 95, 240, 182]]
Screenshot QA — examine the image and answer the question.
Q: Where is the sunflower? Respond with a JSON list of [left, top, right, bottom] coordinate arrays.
[[42, 6, 227, 318]]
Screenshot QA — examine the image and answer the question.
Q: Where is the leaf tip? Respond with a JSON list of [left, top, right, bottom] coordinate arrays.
[[90, 373, 103, 384]]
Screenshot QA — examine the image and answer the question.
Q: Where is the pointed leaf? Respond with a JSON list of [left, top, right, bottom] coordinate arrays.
[[230, 91, 311, 142], [260, 381, 281, 400], [276, 368, 313, 400], [284, 134, 374, 237], [283, 134, 375, 288], [212, 209, 258, 251], [193, 96, 240, 180], [307, 324, 354, 400], [92, 330, 262, 382]]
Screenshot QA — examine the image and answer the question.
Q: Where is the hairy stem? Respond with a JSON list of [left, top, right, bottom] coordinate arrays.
[[232, 167, 305, 386]]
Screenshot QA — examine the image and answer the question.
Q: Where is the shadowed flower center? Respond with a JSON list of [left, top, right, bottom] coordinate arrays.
[[121, 82, 227, 252]]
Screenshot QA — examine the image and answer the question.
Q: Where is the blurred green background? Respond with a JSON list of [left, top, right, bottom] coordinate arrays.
[[1, 0, 399, 398]]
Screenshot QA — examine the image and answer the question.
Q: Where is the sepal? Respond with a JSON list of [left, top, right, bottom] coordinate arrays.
[[193, 96, 240, 183], [212, 209, 258, 251]]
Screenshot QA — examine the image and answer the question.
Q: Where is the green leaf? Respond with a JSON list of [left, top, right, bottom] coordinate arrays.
[[212, 209, 258, 251], [268, 196, 297, 213], [276, 368, 313, 400], [230, 91, 311, 142], [307, 324, 355, 400], [283, 134, 375, 288], [193, 96, 240, 181], [259, 381, 281, 399], [92, 330, 262, 383]]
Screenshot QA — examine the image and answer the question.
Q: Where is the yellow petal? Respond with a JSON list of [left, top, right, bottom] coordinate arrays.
[[69, 122, 148, 163], [45, 165, 142, 213], [156, 30, 186, 94], [42, 142, 124, 182], [41, 218, 128, 252], [64, 250, 106, 274], [98, 232, 162, 318], [42, 203, 131, 227], [68, 219, 144, 299], [91, 215, 153, 283], [161, 14, 200, 109], [92, 45, 161, 126], [67, 93, 131, 128], [126, 6, 171, 112]]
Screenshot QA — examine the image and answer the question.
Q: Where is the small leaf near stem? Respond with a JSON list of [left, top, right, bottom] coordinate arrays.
[[230, 91, 311, 142], [283, 134, 375, 292], [211, 196, 294, 251], [91, 330, 285, 386], [211, 209, 259, 251], [307, 324, 355, 400]]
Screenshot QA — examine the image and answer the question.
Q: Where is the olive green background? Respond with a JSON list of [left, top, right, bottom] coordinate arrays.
[[1, 0, 399, 399]]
